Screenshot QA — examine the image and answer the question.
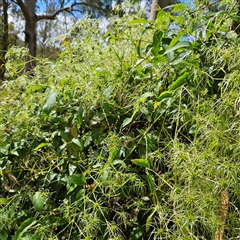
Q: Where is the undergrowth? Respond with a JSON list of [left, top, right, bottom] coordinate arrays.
[[0, 2, 240, 239]]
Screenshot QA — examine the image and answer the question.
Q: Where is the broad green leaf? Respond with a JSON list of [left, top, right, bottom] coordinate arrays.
[[153, 30, 163, 46], [131, 159, 150, 168], [0, 198, 9, 204], [72, 138, 83, 148], [164, 41, 190, 55], [66, 174, 86, 186], [32, 191, 44, 212], [156, 11, 169, 20], [122, 117, 132, 128], [15, 217, 37, 240], [128, 18, 147, 24], [42, 91, 58, 115], [156, 91, 172, 102], [169, 72, 190, 90]]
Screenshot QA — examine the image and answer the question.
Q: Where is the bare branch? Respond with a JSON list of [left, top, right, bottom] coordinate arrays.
[[36, 2, 102, 21]]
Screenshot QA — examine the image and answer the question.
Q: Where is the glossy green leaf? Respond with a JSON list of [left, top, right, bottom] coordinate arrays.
[[122, 117, 132, 128], [156, 91, 172, 102], [169, 72, 190, 90], [153, 30, 163, 46], [42, 91, 58, 115], [15, 217, 37, 240], [66, 174, 86, 186], [131, 159, 150, 168], [72, 138, 83, 148], [32, 191, 45, 212]]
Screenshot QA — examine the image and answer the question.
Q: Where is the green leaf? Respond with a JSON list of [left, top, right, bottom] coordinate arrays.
[[122, 117, 132, 128], [156, 11, 170, 29], [101, 168, 109, 183], [112, 160, 127, 169], [15, 217, 37, 240], [146, 215, 152, 233], [146, 171, 155, 194], [72, 138, 83, 148], [170, 50, 192, 65], [42, 91, 58, 115], [10, 150, 19, 156], [226, 30, 238, 40], [146, 209, 157, 232], [32, 192, 44, 212], [169, 72, 190, 90], [164, 41, 190, 55], [153, 30, 163, 46], [156, 91, 172, 102], [34, 143, 49, 151], [131, 159, 150, 168], [170, 3, 187, 12], [0, 198, 9, 204], [128, 18, 147, 24], [66, 174, 86, 186]]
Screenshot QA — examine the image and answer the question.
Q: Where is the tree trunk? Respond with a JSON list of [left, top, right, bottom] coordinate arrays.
[[150, 0, 171, 20], [24, 0, 37, 71], [0, 0, 8, 82]]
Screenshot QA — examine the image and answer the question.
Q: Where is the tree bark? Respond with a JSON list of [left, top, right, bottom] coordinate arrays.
[[150, 0, 171, 21], [0, 0, 8, 82], [15, 0, 37, 71]]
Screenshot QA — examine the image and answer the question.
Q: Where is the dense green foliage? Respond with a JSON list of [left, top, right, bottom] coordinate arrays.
[[0, 3, 240, 239]]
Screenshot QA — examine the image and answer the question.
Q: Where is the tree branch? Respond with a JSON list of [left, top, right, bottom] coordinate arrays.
[[36, 2, 102, 21], [14, 0, 33, 24]]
